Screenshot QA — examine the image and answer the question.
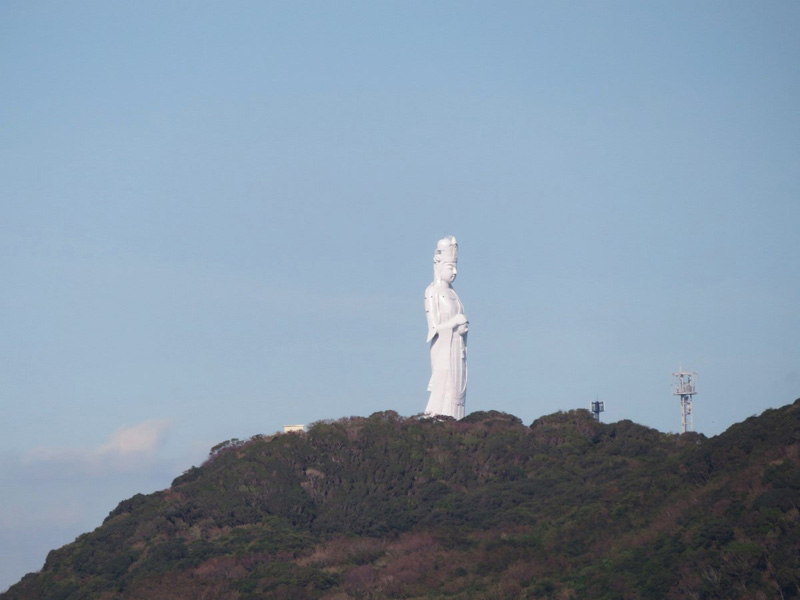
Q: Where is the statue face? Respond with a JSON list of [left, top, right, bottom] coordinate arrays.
[[439, 262, 457, 284]]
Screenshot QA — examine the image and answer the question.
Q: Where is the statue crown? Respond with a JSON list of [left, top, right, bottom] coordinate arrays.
[[434, 236, 458, 263]]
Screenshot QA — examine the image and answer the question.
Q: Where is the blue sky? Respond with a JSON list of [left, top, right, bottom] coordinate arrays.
[[2, 0, 799, 591]]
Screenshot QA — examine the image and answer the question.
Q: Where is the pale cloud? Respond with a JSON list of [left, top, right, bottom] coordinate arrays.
[[23, 419, 173, 474], [97, 419, 172, 455]]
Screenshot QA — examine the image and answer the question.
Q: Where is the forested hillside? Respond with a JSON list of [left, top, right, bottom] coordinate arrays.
[[4, 400, 799, 600]]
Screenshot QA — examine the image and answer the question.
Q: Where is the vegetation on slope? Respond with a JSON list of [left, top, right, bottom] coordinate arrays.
[[3, 399, 799, 600]]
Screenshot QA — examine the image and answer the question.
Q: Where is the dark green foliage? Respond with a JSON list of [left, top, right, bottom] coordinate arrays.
[[3, 400, 800, 600], [238, 562, 338, 599]]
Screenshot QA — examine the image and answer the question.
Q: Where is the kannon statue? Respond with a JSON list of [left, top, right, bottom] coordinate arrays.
[[424, 236, 468, 419]]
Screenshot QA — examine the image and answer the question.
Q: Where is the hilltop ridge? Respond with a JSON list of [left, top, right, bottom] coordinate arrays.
[[3, 401, 799, 599]]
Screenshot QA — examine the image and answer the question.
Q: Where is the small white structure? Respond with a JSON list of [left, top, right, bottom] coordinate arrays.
[[424, 236, 468, 420], [672, 368, 697, 433], [283, 424, 305, 433]]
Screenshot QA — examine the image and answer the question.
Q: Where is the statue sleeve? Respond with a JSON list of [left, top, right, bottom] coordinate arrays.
[[424, 287, 439, 343]]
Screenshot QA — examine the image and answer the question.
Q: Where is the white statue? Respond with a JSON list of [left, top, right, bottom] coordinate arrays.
[[424, 236, 468, 419]]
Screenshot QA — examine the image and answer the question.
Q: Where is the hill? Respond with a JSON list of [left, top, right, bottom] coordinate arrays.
[[3, 400, 799, 600]]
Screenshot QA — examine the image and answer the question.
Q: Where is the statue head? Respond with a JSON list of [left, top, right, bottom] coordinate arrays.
[[433, 236, 458, 285]]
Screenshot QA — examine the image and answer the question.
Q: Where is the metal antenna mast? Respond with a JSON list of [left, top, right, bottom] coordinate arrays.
[[672, 368, 697, 433], [591, 397, 605, 421]]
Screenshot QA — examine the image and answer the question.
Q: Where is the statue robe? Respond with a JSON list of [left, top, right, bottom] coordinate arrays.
[[424, 283, 467, 419]]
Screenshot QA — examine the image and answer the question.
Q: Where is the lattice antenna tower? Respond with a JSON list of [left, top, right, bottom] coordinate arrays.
[[672, 368, 697, 433], [591, 397, 605, 421]]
